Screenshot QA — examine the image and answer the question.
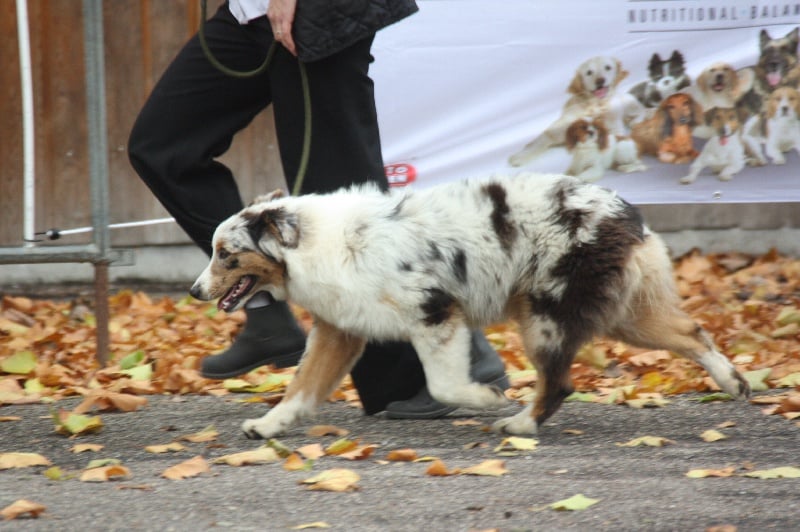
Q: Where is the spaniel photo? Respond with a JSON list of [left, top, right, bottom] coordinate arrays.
[[191, 173, 751, 440], [564, 117, 646, 181]]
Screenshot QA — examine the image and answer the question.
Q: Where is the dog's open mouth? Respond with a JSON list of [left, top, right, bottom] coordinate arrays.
[[218, 275, 257, 312], [593, 86, 609, 99], [712, 81, 726, 92]]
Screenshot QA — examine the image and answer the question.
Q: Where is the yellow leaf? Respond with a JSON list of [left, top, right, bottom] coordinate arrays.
[[461, 459, 508, 477], [70, 444, 104, 454], [337, 444, 378, 461], [301, 468, 360, 492], [550, 494, 600, 511], [144, 442, 186, 454], [743, 466, 800, 479], [776, 372, 800, 388], [161, 456, 210, 480], [283, 453, 313, 472], [616, 436, 675, 447], [291, 522, 331, 530], [385, 449, 418, 462], [43, 466, 67, 481], [743, 369, 771, 392], [771, 323, 799, 338], [0, 351, 37, 374], [451, 419, 482, 426], [686, 467, 736, 478], [324, 438, 358, 456], [0, 452, 52, 470], [0, 416, 22, 422], [700, 430, 727, 443], [494, 437, 538, 454], [52, 410, 104, 436], [213, 447, 280, 466], [1, 499, 46, 521], [79, 465, 131, 482], [177, 425, 218, 443]]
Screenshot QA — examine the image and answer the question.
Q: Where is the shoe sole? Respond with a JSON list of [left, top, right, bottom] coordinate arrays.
[[200, 348, 305, 380], [384, 374, 511, 420]]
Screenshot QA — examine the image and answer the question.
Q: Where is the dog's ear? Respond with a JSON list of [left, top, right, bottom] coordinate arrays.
[[613, 59, 629, 87], [669, 50, 685, 66], [787, 27, 799, 51], [244, 206, 300, 250], [704, 108, 718, 126], [251, 189, 286, 206], [760, 29, 771, 51], [564, 121, 579, 150], [567, 71, 585, 95], [659, 104, 672, 138]]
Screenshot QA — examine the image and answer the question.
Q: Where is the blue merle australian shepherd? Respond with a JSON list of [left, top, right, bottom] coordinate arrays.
[[191, 172, 750, 439]]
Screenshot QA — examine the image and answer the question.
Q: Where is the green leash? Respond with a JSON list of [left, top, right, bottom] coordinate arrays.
[[198, 0, 311, 196]]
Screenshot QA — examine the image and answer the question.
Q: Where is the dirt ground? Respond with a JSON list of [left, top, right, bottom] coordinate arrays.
[[1, 391, 798, 531]]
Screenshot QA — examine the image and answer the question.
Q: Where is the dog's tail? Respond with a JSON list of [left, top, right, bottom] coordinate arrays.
[[622, 228, 681, 318]]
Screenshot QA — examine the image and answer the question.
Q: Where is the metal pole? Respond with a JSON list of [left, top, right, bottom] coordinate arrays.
[[16, 0, 35, 247], [82, 0, 112, 366]]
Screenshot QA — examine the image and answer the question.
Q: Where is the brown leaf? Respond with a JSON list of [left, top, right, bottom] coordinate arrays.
[[213, 447, 280, 466], [301, 469, 360, 491], [461, 459, 508, 476], [80, 465, 131, 482], [385, 449, 418, 462], [425, 459, 459, 477], [296, 444, 325, 460], [161, 456, 210, 480], [1, 499, 46, 521], [306, 425, 349, 437], [176, 425, 218, 443]]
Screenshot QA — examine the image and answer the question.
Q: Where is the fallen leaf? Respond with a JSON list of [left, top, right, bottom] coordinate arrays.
[[550, 494, 600, 511], [144, 442, 186, 454], [301, 468, 360, 491], [70, 443, 104, 453], [385, 449, 418, 462], [616, 436, 675, 447], [0, 452, 51, 470], [296, 444, 325, 460], [743, 369, 772, 392], [266, 438, 294, 458], [80, 465, 131, 482], [742, 466, 800, 479], [43, 466, 69, 481], [452, 419, 482, 426], [306, 425, 349, 437], [686, 467, 736, 478], [717, 421, 737, 428], [337, 444, 378, 461], [86, 458, 121, 469], [176, 425, 218, 443], [291, 522, 331, 530], [0, 351, 37, 374], [283, 453, 313, 472], [161, 456, 210, 480], [701, 430, 728, 443], [461, 459, 508, 477], [53, 410, 104, 436], [213, 447, 280, 466], [1, 499, 46, 521], [697, 393, 733, 403], [324, 438, 359, 456], [494, 436, 538, 454], [0, 416, 22, 422], [425, 459, 459, 477]]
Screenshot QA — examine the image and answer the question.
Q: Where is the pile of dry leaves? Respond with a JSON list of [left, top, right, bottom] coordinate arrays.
[[1, 250, 799, 424]]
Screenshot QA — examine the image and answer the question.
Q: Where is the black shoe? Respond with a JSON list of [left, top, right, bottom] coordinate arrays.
[[384, 331, 510, 419], [200, 302, 306, 379]]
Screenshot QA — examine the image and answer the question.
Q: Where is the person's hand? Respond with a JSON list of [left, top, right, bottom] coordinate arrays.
[[267, 0, 298, 56]]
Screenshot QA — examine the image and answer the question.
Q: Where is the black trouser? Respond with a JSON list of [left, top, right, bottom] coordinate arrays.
[[128, 4, 424, 413]]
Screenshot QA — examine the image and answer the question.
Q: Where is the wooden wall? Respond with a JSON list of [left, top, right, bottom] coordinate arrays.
[[0, 0, 284, 249]]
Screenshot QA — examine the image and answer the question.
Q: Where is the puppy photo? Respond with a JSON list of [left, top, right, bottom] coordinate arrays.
[[687, 62, 754, 112], [629, 50, 691, 109], [509, 56, 645, 166], [631, 92, 703, 163], [564, 117, 646, 181], [763, 86, 800, 164], [754, 27, 800, 93], [191, 174, 750, 440], [681, 107, 747, 184]]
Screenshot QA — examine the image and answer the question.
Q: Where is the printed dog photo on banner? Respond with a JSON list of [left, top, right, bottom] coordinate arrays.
[[370, 1, 800, 204]]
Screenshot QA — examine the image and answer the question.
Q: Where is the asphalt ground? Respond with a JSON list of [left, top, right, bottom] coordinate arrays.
[[1, 391, 798, 531]]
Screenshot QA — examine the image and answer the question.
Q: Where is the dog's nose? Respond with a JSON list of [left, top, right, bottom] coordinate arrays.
[[189, 284, 204, 300]]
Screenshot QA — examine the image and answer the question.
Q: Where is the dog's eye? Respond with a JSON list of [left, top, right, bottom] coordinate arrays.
[[586, 69, 593, 76], [218, 249, 230, 260]]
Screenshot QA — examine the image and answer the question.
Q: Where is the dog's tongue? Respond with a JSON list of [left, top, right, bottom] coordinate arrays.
[[593, 87, 609, 99], [218, 276, 254, 312], [767, 72, 782, 87], [720, 135, 729, 146]]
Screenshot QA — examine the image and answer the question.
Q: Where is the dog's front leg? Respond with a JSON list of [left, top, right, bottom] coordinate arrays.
[[411, 321, 508, 411], [718, 157, 745, 181], [241, 319, 366, 439]]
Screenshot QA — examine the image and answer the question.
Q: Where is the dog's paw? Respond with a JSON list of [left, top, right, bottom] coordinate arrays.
[[492, 412, 538, 435], [508, 153, 527, 168], [730, 371, 752, 400], [679, 175, 695, 185], [241, 418, 280, 440]]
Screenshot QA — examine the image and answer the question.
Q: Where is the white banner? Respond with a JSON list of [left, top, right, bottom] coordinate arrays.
[[372, 0, 800, 204]]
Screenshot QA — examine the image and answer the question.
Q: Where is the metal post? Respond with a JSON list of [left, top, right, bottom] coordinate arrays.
[[83, 0, 112, 366]]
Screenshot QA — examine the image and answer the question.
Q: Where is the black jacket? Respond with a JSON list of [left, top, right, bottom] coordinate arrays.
[[294, 0, 418, 62]]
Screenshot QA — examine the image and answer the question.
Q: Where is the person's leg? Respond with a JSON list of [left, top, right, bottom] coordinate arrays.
[[128, 5, 305, 375]]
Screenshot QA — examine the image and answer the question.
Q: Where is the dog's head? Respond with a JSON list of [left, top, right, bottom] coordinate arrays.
[[565, 117, 609, 151], [568, 56, 628, 99], [190, 190, 300, 312], [659, 93, 703, 135], [705, 107, 741, 141], [696, 62, 745, 98], [767, 86, 800, 119], [758, 28, 799, 88]]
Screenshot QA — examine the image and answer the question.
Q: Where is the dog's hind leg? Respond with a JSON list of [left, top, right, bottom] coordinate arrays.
[[492, 313, 579, 435], [411, 321, 508, 411], [241, 319, 366, 439]]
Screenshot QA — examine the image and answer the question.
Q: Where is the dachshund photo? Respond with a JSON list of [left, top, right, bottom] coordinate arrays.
[[631, 93, 703, 163]]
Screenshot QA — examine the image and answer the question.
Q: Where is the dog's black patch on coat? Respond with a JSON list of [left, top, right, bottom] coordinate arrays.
[[551, 181, 587, 239], [482, 182, 517, 252], [421, 288, 455, 326], [452, 249, 468, 283], [399, 261, 413, 272], [427, 242, 444, 262], [531, 201, 644, 344]]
